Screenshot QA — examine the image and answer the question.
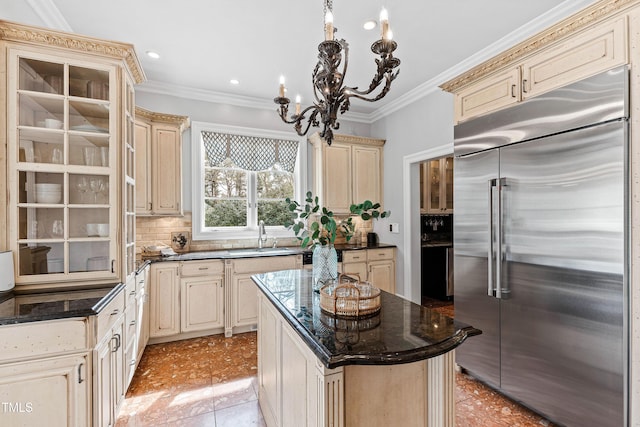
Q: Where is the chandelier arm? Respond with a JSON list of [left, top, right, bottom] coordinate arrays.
[[344, 69, 399, 102]]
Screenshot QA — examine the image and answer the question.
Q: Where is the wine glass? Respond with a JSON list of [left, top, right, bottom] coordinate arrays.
[[76, 177, 88, 203], [51, 219, 64, 238], [89, 178, 103, 203]]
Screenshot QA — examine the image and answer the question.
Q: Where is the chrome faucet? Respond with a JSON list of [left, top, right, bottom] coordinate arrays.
[[258, 220, 267, 248]]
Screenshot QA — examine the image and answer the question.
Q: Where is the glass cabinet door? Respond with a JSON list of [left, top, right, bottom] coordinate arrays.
[[12, 54, 117, 281], [427, 158, 441, 212], [443, 157, 454, 211]]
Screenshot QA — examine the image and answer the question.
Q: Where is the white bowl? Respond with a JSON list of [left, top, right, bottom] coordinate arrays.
[[87, 223, 108, 237], [35, 192, 62, 204], [35, 183, 61, 190]]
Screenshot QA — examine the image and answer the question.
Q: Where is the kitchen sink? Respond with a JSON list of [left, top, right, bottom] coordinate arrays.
[[227, 247, 299, 256]]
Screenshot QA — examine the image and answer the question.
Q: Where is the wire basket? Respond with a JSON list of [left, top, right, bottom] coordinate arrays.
[[319, 273, 381, 318]]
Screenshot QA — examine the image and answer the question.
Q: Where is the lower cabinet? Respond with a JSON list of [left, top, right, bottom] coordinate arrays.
[[136, 264, 150, 361], [149, 262, 181, 338], [181, 275, 224, 332], [341, 248, 396, 294], [149, 260, 224, 341], [225, 255, 301, 336], [93, 286, 126, 427], [0, 353, 90, 427]]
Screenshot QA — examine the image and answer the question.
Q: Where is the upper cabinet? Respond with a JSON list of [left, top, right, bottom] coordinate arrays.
[[422, 157, 453, 214], [444, 15, 628, 124], [309, 133, 384, 214], [0, 21, 145, 288], [134, 108, 190, 216]]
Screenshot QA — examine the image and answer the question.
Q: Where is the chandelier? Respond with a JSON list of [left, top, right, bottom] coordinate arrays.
[[274, 0, 400, 145]]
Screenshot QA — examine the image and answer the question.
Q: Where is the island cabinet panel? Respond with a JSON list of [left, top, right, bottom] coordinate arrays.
[[253, 270, 477, 427]]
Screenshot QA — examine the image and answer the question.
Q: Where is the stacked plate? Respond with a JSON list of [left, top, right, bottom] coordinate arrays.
[[35, 183, 62, 203]]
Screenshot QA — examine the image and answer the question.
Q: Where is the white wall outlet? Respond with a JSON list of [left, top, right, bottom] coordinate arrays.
[[389, 223, 399, 234]]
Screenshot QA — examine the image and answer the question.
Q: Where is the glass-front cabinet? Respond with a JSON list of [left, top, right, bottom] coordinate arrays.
[[12, 55, 116, 282], [423, 156, 454, 214], [2, 22, 145, 287]]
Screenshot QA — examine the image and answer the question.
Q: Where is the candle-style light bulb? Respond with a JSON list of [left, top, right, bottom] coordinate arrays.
[[387, 29, 393, 41], [380, 8, 389, 40], [325, 10, 334, 41], [295, 95, 301, 115], [279, 75, 286, 98]]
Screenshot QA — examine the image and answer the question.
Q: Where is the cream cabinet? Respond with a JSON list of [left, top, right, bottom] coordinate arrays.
[[0, 353, 90, 427], [149, 262, 181, 338], [225, 255, 301, 337], [309, 132, 384, 214], [423, 157, 453, 214], [93, 285, 126, 427], [0, 318, 90, 427], [135, 264, 150, 362], [342, 248, 396, 294], [135, 107, 189, 216], [180, 260, 224, 333], [149, 260, 225, 342], [447, 15, 627, 123], [0, 21, 144, 289]]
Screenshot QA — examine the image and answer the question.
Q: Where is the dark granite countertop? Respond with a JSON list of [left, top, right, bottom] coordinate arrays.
[[0, 283, 124, 325], [251, 269, 480, 369], [142, 243, 397, 263]]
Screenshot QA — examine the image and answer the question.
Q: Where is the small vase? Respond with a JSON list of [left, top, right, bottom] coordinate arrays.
[[312, 244, 338, 292]]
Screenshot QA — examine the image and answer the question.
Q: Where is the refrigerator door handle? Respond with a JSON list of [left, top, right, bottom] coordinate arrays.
[[495, 177, 506, 299], [488, 179, 497, 297]]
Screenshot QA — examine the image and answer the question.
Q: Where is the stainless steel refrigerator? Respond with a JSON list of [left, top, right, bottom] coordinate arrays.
[[453, 66, 628, 427]]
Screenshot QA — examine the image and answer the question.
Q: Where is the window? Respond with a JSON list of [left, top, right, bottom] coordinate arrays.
[[191, 123, 305, 240]]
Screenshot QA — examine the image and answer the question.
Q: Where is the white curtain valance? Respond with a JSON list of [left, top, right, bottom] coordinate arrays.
[[202, 131, 299, 173]]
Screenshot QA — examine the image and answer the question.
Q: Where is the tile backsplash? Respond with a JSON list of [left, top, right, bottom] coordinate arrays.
[[136, 212, 373, 255]]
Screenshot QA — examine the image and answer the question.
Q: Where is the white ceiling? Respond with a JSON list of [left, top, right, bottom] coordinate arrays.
[[2, 0, 598, 121]]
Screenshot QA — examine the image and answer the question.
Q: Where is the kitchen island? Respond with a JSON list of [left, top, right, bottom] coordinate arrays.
[[251, 269, 480, 427]]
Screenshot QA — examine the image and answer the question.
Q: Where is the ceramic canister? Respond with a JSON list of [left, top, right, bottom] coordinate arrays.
[[0, 251, 15, 292]]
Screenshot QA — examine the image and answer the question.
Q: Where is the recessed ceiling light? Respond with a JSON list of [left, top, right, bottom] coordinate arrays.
[[363, 20, 377, 30], [146, 51, 160, 59], [230, 79, 240, 85]]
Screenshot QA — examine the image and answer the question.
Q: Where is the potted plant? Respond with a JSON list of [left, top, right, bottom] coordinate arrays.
[[285, 191, 339, 289], [344, 200, 391, 246]]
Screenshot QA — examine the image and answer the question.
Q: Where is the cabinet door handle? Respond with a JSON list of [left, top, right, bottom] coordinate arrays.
[[511, 84, 516, 98], [111, 259, 115, 273], [522, 79, 528, 94], [198, 267, 208, 270], [130, 290, 136, 295], [110, 309, 119, 316], [130, 320, 136, 326], [112, 333, 121, 352], [78, 363, 84, 384]]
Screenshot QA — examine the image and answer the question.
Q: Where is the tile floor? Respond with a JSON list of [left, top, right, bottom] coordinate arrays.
[[117, 306, 556, 426]]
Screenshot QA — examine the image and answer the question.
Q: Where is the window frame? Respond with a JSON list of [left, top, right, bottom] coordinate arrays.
[[191, 122, 306, 241]]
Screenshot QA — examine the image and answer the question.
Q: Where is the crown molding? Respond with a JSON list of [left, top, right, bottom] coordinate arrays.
[[372, 0, 599, 120], [135, 80, 373, 124], [135, 106, 191, 130], [26, 0, 72, 32], [439, 0, 622, 92]]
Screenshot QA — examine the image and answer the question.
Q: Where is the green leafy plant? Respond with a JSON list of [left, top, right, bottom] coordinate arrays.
[[285, 191, 337, 249], [340, 201, 391, 242]]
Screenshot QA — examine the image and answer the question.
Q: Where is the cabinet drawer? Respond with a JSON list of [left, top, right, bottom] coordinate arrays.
[[96, 289, 125, 339], [124, 303, 137, 348], [0, 318, 88, 362], [180, 260, 224, 277], [125, 277, 137, 308], [342, 250, 367, 263], [231, 256, 297, 274], [367, 248, 394, 261]]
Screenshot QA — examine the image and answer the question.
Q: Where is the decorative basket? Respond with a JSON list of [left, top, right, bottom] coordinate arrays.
[[319, 273, 381, 318]]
